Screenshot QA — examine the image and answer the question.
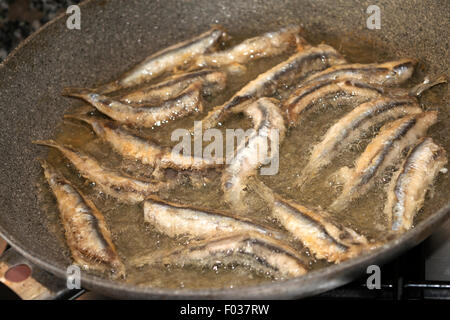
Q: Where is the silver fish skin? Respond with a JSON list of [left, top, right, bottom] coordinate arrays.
[[40, 160, 125, 278], [121, 69, 227, 104], [271, 194, 372, 263], [134, 232, 308, 278], [300, 59, 417, 87], [64, 82, 203, 128], [34, 140, 166, 203], [286, 75, 445, 125], [285, 80, 384, 124], [98, 26, 225, 93], [197, 44, 347, 131], [65, 114, 163, 166], [222, 98, 286, 212], [194, 25, 306, 72], [330, 111, 438, 211], [143, 196, 284, 240], [65, 114, 221, 170], [385, 138, 447, 232], [296, 97, 422, 187]]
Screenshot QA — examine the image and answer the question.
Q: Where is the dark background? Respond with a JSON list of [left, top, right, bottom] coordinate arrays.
[[0, 0, 81, 61]]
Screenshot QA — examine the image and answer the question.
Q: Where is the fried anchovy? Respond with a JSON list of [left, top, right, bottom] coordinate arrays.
[[97, 26, 225, 93], [65, 114, 220, 170], [64, 82, 203, 128], [134, 232, 308, 278], [121, 69, 227, 104], [222, 98, 286, 212], [271, 194, 371, 263], [285, 80, 384, 124], [300, 59, 416, 87], [294, 76, 446, 187], [34, 140, 166, 203], [144, 195, 284, 240], [197, 44, 347, 131], [385, 138, 447, 232], [287, 75, 445, 125], [194, 25, 305, 73], [330, 111, 438, 211], [245, 178, 374, 263], [40, 160, 125, 278], [296, 97, 422, 187]]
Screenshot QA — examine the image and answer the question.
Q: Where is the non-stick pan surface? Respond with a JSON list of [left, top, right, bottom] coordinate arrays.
[[0, 0, 448, 299]]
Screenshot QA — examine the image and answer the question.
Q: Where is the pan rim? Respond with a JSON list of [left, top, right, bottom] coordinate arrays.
[[1, 203, 448, 299], [0, 0, 449, 299]]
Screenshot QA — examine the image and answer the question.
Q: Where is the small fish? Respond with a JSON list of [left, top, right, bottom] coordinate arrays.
[[330, 111, 438, 211], [287, 75, 446, 125], [144, 196, 284, 240], [40, 160, 125, 278], [197, 44, 347, 131], [121, 69, 227, 104], [194, 25, 306, 73], [300, 59, 417, 87], [222, 98, 286, 212], [64, 82, 203, 128], [271, 194, 372, 263], [134, 232, 308, 278], [242, 179, 374, 263], [285, 80, 384, 124], [34, 140, 166, 203], [385, 138, 447, 232], [65, 114, 221, 170], [97, 26, 225, 93], [296, 97, 422, 187]]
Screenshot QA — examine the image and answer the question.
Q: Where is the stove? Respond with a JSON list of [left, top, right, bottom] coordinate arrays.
[[312, 219, 450, 300]]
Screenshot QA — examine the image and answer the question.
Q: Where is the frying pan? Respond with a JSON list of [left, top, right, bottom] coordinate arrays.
[[0, 0, 448, 299]]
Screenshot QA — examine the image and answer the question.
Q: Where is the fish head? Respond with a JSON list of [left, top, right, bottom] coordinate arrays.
[[385, 59, 417, 85]]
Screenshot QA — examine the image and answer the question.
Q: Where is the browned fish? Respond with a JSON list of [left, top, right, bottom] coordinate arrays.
[[97, 26, 225, 93], [121, 69, 227, 104], [196, 44, 346, 131], [65, 114, 221, 170], [133, 232, 308, 278], [222, 98, 286, 212], [144, 195, 284, 240], [34, 140, 167, 203], [194, 25, 305, 73], [64, 82, 203, 128], [330, 111, 438, 211], [40, 160, 125, 278], [385, 138, 447, 232]]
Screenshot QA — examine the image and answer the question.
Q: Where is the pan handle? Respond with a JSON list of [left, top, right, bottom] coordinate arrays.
[[0, 246, 82, 300]]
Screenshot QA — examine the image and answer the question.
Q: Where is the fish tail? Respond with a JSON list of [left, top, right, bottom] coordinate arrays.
[[63, 112, 95, 126], [32, 139, 61, 149], [62, 86, 94, 98], [409, 75, 447, 97]]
